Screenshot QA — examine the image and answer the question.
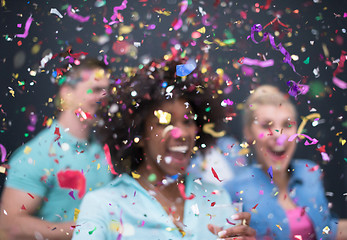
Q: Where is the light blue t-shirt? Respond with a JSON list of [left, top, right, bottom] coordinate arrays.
[[73, 174, 233, 240], [5, 121, 113, 222]]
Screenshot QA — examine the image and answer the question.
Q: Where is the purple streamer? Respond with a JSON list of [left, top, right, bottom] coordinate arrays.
[[288, 133, 318, 145], [67, 5, 90, 23], [248, 24, 300, 76], [0, 144, 6, 163], [242, 57, 274, 67], [287, 80, 309, 99], [111, 0, 128, 22], [16, 15, 33, 38]]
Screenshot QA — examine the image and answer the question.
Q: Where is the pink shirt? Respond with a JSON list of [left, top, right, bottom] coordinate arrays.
[[286, 207, 316, 240]]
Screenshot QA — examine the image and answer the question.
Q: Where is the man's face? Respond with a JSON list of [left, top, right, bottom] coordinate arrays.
[[62, 68, 110, 122]]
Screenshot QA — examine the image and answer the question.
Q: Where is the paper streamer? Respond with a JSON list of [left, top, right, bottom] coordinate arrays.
[[172, 0, 188, 30], [297, 113, 321, 139], [241, 57, 274, 67], [67, 5, 90, 23], [247, 24, 300, 76], [16, 14, 33, 38], [178, 183, 195, 200], [288, 133, 318, 145], [0, 144, 7, 163], [110, 0, 128, 22], [103, 144, 118, 175], [286, 80, 309, 99]]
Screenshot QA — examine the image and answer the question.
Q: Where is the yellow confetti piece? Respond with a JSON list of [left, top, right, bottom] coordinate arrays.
[[74, 208, 80, 222], [9, 89, 15, 97], [238, 148, 250, 156], [154, 110, 171, 124], [203, 40, 214, 45], [154, 9, 172, 16], [240, 141, 249, 148], [196, 27, 206, 34], [119, 25, 134, 35], [339, 137, 346, 146], [109, 221, 121, 232], [202, 123, 226, 138], [97, 163, 101, 170], [46, 118, 53, 127], [31, 44, 41, 55], [131, 171, 141, 179], [276, 225, 282, 231], [24, 146, 32, 154], [0, 166, 6, 174]]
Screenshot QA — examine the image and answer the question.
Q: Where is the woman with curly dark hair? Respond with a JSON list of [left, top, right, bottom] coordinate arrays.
[[72, 58, 256, 240]]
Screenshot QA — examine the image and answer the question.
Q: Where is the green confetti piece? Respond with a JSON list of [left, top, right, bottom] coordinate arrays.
[[303, 57, 310, 64], [24, 133, 29, 137], [21, 107, 26, 112], [205, 107, 211, 112], [88, 226, 96, 235], [148, 173, 157, 182], [87, 89, 93, 94]]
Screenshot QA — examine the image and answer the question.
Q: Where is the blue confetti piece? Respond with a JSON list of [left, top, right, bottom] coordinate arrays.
[[267, 166, 273, 183], [176, 59, 197, 77]]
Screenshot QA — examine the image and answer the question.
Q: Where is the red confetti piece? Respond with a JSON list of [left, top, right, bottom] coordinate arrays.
[[57, 169, 86, 198], [54, 127, 61, 142], [211, 202, 216, 207], [226, 218, 236, 225], [178, 183, 195, 200], [103, 144, 118, 175], [21, 204, 26, 210], [252, 203, 259, 209], [27, 193, 35, 199], [259, 0, 272, 10], [308, 165, 319, 172], [211, 167, 223, 182]]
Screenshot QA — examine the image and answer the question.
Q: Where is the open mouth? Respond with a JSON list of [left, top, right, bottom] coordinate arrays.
[[168, 145, 189, 154], [267, 148, 287, 160]]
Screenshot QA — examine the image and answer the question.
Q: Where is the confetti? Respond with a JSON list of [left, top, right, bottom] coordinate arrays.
[[241, 57, 274, 68], [178, 183, 195, 200], [57, 169, 86, 198], [171, 0, 188, 31], [16, 14, 33, 38], [176, 59, 196, 77], [110, 0, 128, 22], [50, 8, 63, 18], [0, 144, 7, 163], [202, 123, 226, 138], [66, 5, 90, 23], [211, 167, 223, 182], [104, 144, 118, 175], [288, 133, 318, 146]]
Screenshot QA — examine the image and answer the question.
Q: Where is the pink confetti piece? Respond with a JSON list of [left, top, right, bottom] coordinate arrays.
[[247, 24, 300, 76], [242, 57, 274, 67], [0, 144, 7, 163], [332, 76, 347, 89], [111, 0, 128, 22], [66, 5, 90, 23], [276, 134, 288, 146], [103, 55, 109, 65], [103, 144, 118, 175], [117, 209, 123, 240], [222, 99, 234, 105], [226, 218, 236, 225], [171, 127, 182, 139], [16, 15, 33, 38], [288, 133, 318, 145], [308, 165, 319, 172], [344, 13, 347, 18], [211, 167, 223, 182], [321, 152, 330, 161], [178, 183, 195, 200], [172, 0, 188, 31]]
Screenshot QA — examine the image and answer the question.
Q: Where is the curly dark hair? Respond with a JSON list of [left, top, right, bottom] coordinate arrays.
[[98, 59, 227, 174]]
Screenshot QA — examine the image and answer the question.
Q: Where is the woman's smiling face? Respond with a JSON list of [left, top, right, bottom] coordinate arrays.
[[245, 104, 297, 173], [142, 98, 198, 178]]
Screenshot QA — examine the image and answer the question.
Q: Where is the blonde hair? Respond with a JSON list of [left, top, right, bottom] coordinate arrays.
[[243, 85, 297, 126]]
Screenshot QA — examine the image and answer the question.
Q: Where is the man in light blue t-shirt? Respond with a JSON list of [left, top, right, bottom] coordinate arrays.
[[0, 58, 113, 240]]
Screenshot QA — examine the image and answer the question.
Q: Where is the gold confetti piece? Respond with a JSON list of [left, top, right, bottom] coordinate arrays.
[[119, 25, 134, 35], [9, 89, 15, 97], [196, 27, 206, 34], [109, 221, 121, 232], [322, 226, 330, 234], [154, 110, 171, 124], [24, 146, 32, 154], [73, 208, 80, 222], [238, 148, 250, 156], [0, 166, 6, 174], [202, 123, 226, 138], [97, 163, 101, 170], [297, 113, 321, 139], [276, 225, 282, 231], [46, 118, 53, 127], [131, 171, 141, 179], [339, 137, 346, 146], [154, 9, 172, 16]]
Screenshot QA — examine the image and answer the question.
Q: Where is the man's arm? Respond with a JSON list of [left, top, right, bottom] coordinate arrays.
[[0, 187, 74, 240]]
